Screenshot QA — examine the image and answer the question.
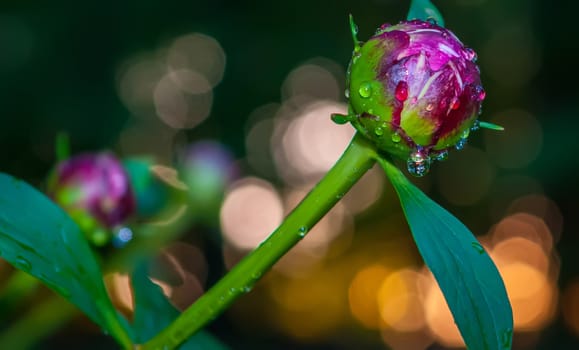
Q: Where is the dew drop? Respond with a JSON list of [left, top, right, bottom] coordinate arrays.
[[450, 97, 460, 110], [374, 127, 384, 136], [394, 81, 408, 102], [471, 120, 480, 131], [425, 103, 434, 112], [455, 138, 467, 150], [464, 47, 478, 62], [407, 150, 431, 177], [477, 86, 486, 101], [242, 285, 253, 293], [228, 287, 237, 295], [471, 241, 485, 254], [358, 82, 373, 98], [251, 271, 262, 280], [298, 226, 308, 237], [15, 256, 31, 271], [461, 128, 470, 139], [391, 132, 401, 143], [344, 88, 350, 99], [433, 150, 448, 161]]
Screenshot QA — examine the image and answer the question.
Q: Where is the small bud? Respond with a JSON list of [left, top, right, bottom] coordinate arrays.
[[47, 153, 136, 230], [347, 20, 484, 173]]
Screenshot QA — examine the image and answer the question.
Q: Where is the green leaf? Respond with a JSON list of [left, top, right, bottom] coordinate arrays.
[[131, 262, 228, 349], [378, 159, 513, 350], [407, 0, 445, 27], [0, 173, 131, 348]]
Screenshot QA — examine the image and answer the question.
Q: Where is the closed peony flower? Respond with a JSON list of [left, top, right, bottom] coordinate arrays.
[[47, 152, 136, 231], [346, 19, 485, 176]]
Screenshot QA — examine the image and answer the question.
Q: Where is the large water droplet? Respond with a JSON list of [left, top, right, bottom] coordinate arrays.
[[298, 226, 308, 237], [394, 81, 408, 102], [471, 241, 485, 254], [433, 150, 448, 161], [407, 150, 431, 177], [15, 256, 31, 271], [358, 82, 372, 98], [344, 88, 350, 99], [455, 138, 467, 150], [391, 132, 401, 143], [374, 127, 384, 136], [461, 128, 470, 139]]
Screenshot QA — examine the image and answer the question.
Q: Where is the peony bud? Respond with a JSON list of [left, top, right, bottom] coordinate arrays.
[[345, 19, 485, 176], [47, 153, 136, 231]]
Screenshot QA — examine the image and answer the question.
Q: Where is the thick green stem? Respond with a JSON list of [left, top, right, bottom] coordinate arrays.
[[142, 132, 377, 349]]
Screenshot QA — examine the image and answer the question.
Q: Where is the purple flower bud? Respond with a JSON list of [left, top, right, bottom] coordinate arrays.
[[347, 20, 484, 176], [47, 153, 136, 229]]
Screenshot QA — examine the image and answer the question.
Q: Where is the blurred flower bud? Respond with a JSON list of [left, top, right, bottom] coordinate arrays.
[[179, 141, 238, 220], [347, 20, 484, 176], [47, 153, 136, 232]]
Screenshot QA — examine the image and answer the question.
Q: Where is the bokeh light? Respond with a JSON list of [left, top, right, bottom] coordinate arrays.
[[272, 100, 355, 185], [377, 268, 426, 332], [348, 264, 390, 329], [220, 177, 284, 250]]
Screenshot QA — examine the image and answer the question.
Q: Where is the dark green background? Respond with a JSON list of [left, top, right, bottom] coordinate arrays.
[[0, 0, 577, 349]]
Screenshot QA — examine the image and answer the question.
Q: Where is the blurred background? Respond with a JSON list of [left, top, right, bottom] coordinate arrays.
[[0, 0, 578, 349]]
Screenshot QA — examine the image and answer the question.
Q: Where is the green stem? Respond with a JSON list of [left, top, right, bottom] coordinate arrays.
[[142, 132, 377, 349]]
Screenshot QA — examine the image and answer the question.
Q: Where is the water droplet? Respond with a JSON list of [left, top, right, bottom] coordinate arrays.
[[471, 242, 485, 254], [391, 132, 401, 143], [298, 226, 308, 237], [502, 328, 513, 348], [15, 256, 31, 271], [477, 86, 486, 101], [374, 127, 384, 136], [331, 113, 351, 125], [242, 285, 253, 293], [455, 138, 467, 150], [344, 88, 350, 99], [426, 17, 438, 25], [358, 82, 373, 98], [407, 150, 431, 177], [450, 97, 460, 110], [394, 81, 408, 102], [434, 150, 448, 161], [464, 47, 478, 62], [425, 103, 434, 112], [461, 128, 470, 139], [251, 271, 262, 280], [471, 120, 480, 131], [229, 287, 237, 295]]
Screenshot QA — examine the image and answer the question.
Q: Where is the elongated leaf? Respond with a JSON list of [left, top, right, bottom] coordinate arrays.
[[131, 262, 228, 349], [0, 173, 131, 347], [407, 0, 445, 27], [379, 159, 513, 350]]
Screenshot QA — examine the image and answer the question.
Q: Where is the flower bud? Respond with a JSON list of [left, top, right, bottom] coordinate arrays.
[[47, 152, 136, 230], [346, 19, 485, 176]]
